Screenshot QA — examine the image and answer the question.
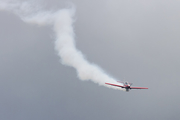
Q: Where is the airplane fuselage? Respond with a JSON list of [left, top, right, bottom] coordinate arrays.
[[124, 85, 131, 92]]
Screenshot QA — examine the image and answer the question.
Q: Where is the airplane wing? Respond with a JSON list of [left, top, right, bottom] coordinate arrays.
[[105, 83, 125, 88], [130, 87, 148, 89]]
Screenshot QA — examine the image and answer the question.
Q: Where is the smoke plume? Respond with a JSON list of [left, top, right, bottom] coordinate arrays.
[[0, 0, 123, 90]]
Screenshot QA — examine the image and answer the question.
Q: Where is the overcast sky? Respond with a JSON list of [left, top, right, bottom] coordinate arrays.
[[0, 0, 180, 120]]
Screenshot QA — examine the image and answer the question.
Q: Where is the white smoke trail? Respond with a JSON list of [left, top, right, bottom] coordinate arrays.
[[0, 0, 123, 90]]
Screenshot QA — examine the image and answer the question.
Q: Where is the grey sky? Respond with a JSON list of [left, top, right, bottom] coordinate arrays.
[[0, 0, 180, 120]]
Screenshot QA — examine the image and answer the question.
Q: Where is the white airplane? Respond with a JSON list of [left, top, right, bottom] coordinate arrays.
[[105, 81, 148, 92]]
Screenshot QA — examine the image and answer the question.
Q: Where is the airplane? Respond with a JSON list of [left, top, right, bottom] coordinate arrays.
[[105, 81, 148, 92]]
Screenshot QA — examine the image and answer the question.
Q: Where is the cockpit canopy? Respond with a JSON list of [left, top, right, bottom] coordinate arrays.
[[124, 82, 128, 85]]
